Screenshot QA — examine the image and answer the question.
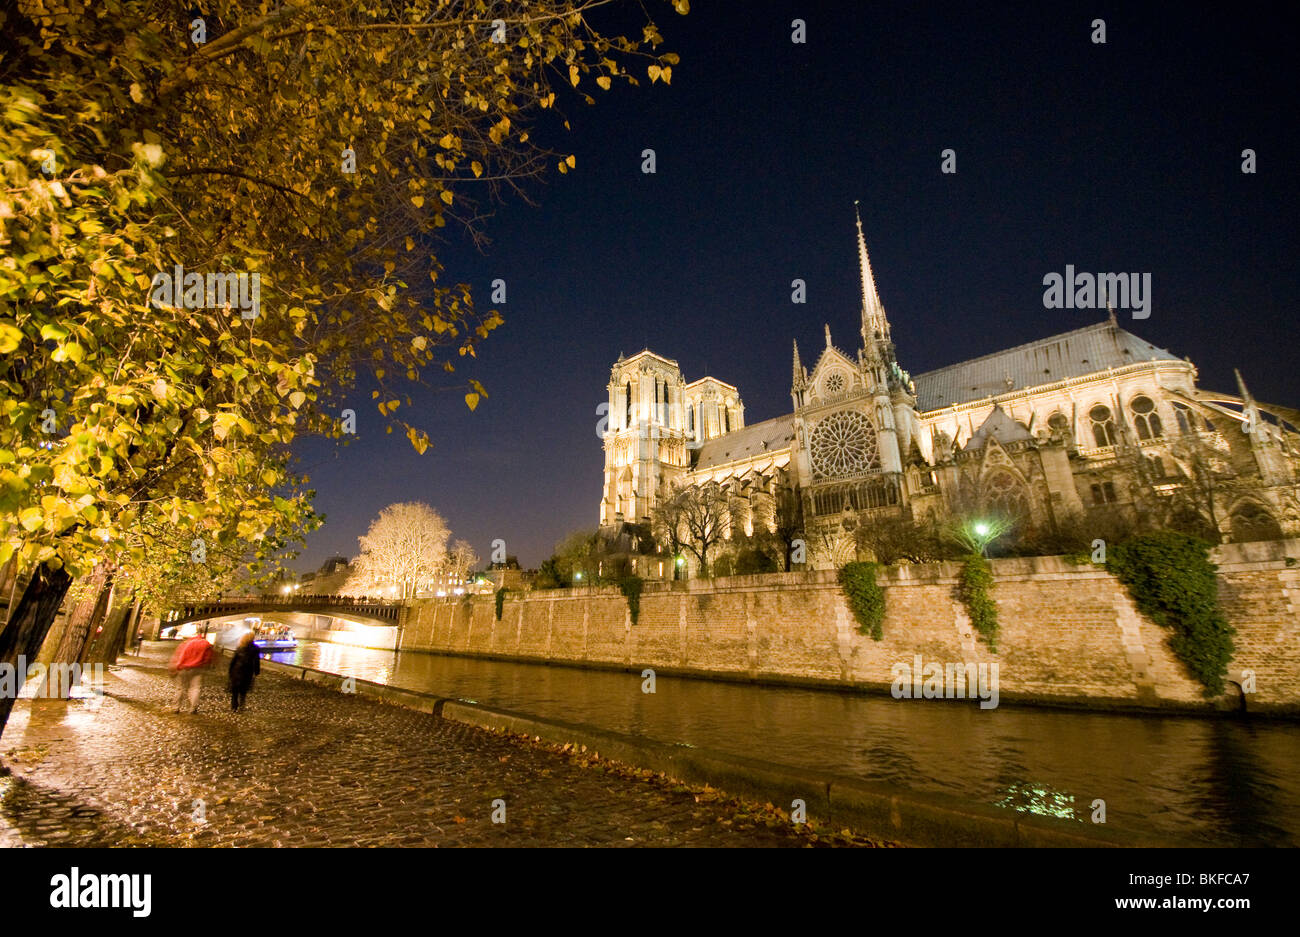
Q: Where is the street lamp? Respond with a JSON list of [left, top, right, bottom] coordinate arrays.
[[969, 520, 1000, 557]]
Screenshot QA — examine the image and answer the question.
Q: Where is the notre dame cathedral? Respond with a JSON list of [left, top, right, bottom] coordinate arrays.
[[599, 209, 1300, 571]]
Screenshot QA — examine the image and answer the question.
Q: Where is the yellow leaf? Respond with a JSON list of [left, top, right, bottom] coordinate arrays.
[[565, 154, 576, 168], [465, 392, 480, 412], [471, 161, 483, 178], [439, 133, 456, 149], [661, 66, 672, 85], [569, 64, 580, 86], [440, 189, 454, 205], [647, 64, 662, 83], [411, 195, 424, 207], [405, 237, 414, 251], [289, 391, 306, 409], [596, 75, 611, 90]]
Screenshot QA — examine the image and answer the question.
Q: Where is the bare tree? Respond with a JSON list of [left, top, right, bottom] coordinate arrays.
[[344, 502, 450, 599], [771, 484, 806, 570], [651, 483, 730, 577], [443, 539, 480, 586]]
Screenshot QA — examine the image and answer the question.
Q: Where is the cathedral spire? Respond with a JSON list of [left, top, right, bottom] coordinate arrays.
[[792, 339, 804, 386], [855, 201, 890, 347], [824, 323, 832, 348]]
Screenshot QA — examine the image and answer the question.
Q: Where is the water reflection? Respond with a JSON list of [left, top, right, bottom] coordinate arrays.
[[277, 640, 1299, 846]]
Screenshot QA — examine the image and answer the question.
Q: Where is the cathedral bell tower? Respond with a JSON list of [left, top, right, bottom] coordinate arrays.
[[600, 351, 690, 527]]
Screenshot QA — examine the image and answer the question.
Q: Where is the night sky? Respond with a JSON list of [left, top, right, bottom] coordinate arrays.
[[290, 0, 1299, 572]]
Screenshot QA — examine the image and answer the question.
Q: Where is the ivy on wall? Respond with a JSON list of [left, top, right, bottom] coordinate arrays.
[[1106, 531, 1235, 696], [958, 554, 999, 652], [838, 561, 884, 641], [494, 586, 508, 621], [619, 575, 643, 625]]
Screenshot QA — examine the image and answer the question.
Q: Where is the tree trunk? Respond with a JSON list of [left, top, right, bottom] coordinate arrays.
[[85, 601, 126, 664], [0, 562, 73, 739], [87, 593, 138, 664], [53, 565, 113, 666]]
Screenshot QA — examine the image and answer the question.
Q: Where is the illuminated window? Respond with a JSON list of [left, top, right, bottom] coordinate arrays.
[[1131, 395, 1162, 440], [1089, 405, 1118, 447]]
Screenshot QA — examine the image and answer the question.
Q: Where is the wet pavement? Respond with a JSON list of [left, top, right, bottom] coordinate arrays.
[[0, 645, 882, 848]]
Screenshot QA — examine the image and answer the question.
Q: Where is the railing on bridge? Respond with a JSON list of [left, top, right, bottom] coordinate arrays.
[[170, 594, 404, 624]]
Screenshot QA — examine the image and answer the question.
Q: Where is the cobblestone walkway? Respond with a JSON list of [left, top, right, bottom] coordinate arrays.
[[0, 646, 881, 847]]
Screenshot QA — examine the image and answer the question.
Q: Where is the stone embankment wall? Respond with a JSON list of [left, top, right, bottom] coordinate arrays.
[[397, 540, 1300, 714]]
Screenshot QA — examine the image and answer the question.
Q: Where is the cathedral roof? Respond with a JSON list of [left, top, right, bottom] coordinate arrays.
[[912, 320, 1185, 411], [964, 404, 1033, 451], [693, 415, 796, 470]]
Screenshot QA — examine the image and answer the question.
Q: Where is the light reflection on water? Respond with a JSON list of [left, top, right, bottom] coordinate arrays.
[[270, 641, 1300, 846]]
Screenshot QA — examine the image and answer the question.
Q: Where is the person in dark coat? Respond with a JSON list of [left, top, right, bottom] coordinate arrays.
[[228, 631, 261, 712]]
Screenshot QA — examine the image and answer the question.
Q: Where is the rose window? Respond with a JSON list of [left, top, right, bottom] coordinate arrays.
[[823, 372, 846, 395], [983, 471, 1029, 518], [810, 410, 879, 478]]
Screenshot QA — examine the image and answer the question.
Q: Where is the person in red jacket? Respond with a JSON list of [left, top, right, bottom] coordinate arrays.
[[168, 633, 214, 713]]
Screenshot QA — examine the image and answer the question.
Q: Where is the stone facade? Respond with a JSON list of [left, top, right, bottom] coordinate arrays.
[[398, 539, 1300, 714], [598, 209, 1300, 570]]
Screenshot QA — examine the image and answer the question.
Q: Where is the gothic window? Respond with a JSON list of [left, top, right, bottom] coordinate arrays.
[[1131, 395, 1162, 440], [1089, 405, 1118, 447], [810, 410, 880, 479], [1173, 402, 1193, 435], [617, 468, 633, 517], [624, 381, 632, 428], [1090, 481, 1118, 505], [1048, 412, 1070, 434], [824, 371, 846, 396], [723, 407, 730, 434], [982, 471, 1029, 518], [687, 404, 695, 437]]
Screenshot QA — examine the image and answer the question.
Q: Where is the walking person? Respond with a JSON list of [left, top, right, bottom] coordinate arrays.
[[168, 632, 214, 713], [228, 631, 261, 712]]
